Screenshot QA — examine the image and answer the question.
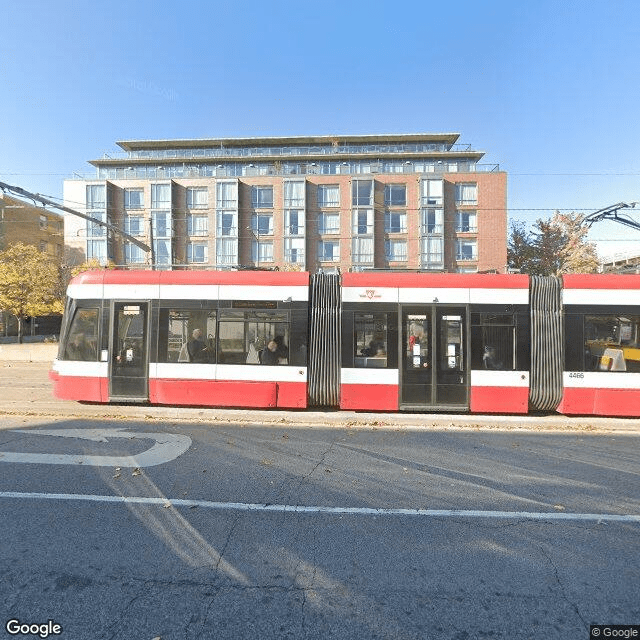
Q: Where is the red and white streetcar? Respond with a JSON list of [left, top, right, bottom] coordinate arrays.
[[50, 269, 640, 417]]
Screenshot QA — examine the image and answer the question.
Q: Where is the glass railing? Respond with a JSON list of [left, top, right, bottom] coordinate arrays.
[[89, 161, 498, 182], [99, 141, 476, 162]]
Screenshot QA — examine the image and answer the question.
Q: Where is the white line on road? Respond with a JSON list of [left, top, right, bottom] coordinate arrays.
[[0, 428, 192, 467], [1, 491, 639, 523]]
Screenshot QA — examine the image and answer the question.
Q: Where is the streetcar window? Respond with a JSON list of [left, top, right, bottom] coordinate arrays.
[[218, 310, 290, 365], [158, 309, 216, 363], [584, 315, 640, 372], [405, 315, 430, 370], [354, 313, 388, 368], [470, 313, 515, 371], [63, 308, 99, 361]]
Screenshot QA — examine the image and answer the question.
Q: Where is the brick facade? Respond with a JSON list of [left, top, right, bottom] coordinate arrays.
[[64, 133, 507, 273]]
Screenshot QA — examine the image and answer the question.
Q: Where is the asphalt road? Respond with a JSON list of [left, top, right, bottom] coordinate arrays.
[[0, 363, 639, 639]]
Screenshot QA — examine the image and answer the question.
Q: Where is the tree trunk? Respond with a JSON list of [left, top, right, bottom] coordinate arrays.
[[17, 315, 23, 344]]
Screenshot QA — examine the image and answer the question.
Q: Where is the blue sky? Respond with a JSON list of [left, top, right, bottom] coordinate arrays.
[[2, 0, 640, 259]]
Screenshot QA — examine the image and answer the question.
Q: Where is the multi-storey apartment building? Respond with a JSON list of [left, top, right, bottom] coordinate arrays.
[[63, 133, 507, 273], [0, 193, 64, 258], [0, 193, 64, 337]]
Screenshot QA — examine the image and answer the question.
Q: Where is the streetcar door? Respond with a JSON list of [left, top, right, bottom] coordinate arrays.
[[400, 306, 468, 410], [109, 301, 149, 401]]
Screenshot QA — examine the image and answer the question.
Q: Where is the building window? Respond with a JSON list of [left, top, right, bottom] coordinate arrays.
[[125, 188, 144, 210], [252, 240, 274, 263], [421, 179, 443, 206], [318, 185, 340, 208], [39, 215, 48, 229], [152, 211, 171, 238], [318, 212, 340, 235], [318, 240, 340, 262], [422, 236, 443, 268], [216, 182, 237, 209], [352, 180, 373, 206], [285, 210, 303, 236], [456, 211, 477, 233], [216, 237, 237, 265], [352, 237, 374, 264], [86, 184, 106, 209], [86, 211, 106, 237], [124, 214, 144, 236], [187, 242, 208, 263], [456, 239, 477, 261], [153, 239, 171, 266], [187, 187, 208, 209], [455, 183, 478, 205], [252, 214, 273, 236], [251, 186, 274, 209], [421, 208, 443, 235], [414, 163, 435, 173], [385, 211, 407, 233], [284, 238, 305, 264], [353, 209, 373, 235], [385, 240, 407, 262], [284, 181, 305, 208], [125, 242, 146, 264], [87, 240, 107, 262], [151, 184, 171, 209], [217, 212, 236, 237], [384, 184, 406, 207], [188, 213, 208, 236]]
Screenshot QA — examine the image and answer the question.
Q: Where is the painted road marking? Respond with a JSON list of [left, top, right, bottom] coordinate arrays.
[[0, 428, 191, 467], [0, 491, 638, 523]]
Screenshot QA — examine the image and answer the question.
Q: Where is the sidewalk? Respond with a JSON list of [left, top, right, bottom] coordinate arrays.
[[0, 343, 58, 362]]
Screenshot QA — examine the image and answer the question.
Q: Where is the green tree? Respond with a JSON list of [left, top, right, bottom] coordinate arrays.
[[0, 243, 63, 343], [507, 220, 536, 274], [508, 211, 599, 275]]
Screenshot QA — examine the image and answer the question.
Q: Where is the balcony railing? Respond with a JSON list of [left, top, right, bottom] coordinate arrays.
[[86, 161, 499, 183], [98, 142, 477, 162]]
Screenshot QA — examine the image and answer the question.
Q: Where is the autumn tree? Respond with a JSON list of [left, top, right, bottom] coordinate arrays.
[[0, 243, 64, 343], [507, 211, 599, 275]]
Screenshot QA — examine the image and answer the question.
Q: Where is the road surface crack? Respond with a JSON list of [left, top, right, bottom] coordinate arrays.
[[537, 544, 588, 630]]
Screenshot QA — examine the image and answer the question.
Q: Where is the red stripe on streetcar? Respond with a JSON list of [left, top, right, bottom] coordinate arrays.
[[49, 371, 105, 403], [558, 387, 640, 417], [70, 269, 309, 287], [342, 272, 529, 289], [148, 379, 307, 409], [470, 386, 529, 414], [340, 384, 399, 411], [563, 274, 640, 290]]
